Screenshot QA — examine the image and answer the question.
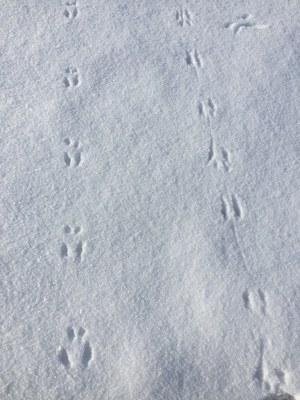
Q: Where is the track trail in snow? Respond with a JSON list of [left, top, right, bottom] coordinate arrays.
[[0, 1, 298, 399]]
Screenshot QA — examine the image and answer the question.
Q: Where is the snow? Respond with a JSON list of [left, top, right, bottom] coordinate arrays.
[[0, 1, 299, 399]]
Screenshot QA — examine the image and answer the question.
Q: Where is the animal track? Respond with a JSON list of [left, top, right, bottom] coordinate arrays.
[[64, 68, 80, 88], [243, 290, 292, 399], [64, 1, 79, 19], [64, 138, 82, 167], [253, 338, 268, 390], [225, 14, 269, 34], [253, 339, 288, 395], [244, 293, 291, 398], [58, 326, 93, 370], [221, 194, 244, 221], [208, 139, 231, 171], [243, 289, 268, 316], [198, 98, 216, 123], [186, 50, 203, 80], [61, 225, 85, 262], [176, 7, 192, 27]]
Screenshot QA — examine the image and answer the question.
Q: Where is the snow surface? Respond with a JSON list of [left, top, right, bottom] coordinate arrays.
[[0, 1, 299, 399]]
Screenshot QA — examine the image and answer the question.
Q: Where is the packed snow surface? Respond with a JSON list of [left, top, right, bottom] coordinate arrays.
[[0, 1, 299, 399]]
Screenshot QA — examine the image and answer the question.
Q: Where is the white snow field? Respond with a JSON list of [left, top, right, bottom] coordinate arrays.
[[0, 1, 299, 399]]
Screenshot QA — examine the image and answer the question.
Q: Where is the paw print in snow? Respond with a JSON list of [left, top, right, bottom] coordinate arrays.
[[198, 98, 217, 123], [225, 14, 269, 34], [208, 139, 231, 172], [64, 1, 79, 19], [64, 68, 80, 88], [64, 138, 82, 168], [58, 326, 93, 370], [61, 225, 85, 262], [221, 194, 244, 221], [176, 7, 192, 27]]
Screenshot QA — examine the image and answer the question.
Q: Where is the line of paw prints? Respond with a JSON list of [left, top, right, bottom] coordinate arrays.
[[176, 8, 287, 400], [60, 1, 94, 380]]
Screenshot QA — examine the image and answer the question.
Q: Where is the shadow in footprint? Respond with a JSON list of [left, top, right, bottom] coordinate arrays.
[[67, 326, 75, 341], [61, 243, 68, 258], [58, 347, 70, 369], [75, 240, 83, 262], [263, 393, 295, 400], [82, 341, 92, 368]]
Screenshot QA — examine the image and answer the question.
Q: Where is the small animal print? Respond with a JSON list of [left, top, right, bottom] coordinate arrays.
[[58, 326, 93, 370], [61, 225, 85, 262], [64, 1, 79, 19], [64, 68, 80, 88], [221, 194, 244, 221], [198, 98, 216, 123], [176, 7, 192, 27], [225, 14, 269, 34], [208, 139, 231, 172], [253, 339, 288, 395], [186, 49, 203, 69], [242, 288, 267, 316], [64, 138, 82, 167]]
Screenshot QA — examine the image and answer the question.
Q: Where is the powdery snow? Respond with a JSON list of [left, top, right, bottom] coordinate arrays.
[[0, 1, 299, 399]]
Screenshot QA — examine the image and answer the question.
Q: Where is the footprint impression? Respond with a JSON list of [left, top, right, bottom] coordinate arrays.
[[58, 326, 93, 370]]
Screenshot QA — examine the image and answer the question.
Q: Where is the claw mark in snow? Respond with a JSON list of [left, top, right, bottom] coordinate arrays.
[[176, 7, 192, 27], [225, 14, 269, 34]]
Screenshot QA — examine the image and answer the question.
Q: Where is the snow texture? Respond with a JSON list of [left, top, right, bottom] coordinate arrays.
[[0, 1, 299, 399]]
